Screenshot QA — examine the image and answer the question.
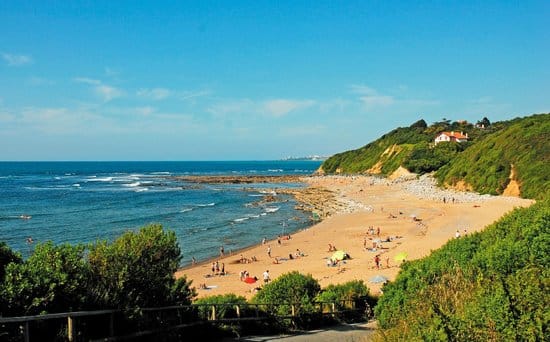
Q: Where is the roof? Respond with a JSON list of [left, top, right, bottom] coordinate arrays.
[[437, 131, 468, 139]]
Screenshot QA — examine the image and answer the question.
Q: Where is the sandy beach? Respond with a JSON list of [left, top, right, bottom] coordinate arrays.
[[176, 175, 533, 299]]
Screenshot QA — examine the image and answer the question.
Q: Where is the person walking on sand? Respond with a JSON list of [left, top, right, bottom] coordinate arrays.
[[267, 245, 272, 258], [219, 246, 224, 257], [374, 254, 381, 269], [455, 230, 461, 239], [263, 270, 270, 284]]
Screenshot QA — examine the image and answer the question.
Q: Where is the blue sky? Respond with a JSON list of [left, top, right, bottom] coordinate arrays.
[[1, 1, 548, 160]]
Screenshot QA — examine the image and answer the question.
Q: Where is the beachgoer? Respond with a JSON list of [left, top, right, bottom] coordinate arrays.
[[215, 261, 220, 273], [385, 257, 390, 268], [377, 227, 380, 237], [463, 229, 468, 236], [455, 230, 461, 239], [191, 257, 196, 265], [267, 245, 272, 258], [374, 255, 380, 269], [263, 270, 270, 284], [219, 246, 225, 257], [295, 249, 301, 258], [262, 237, 266, 245], [26, 236, 34, 244], [221, 263, 225, 275], [211, 263, 215, 274], [277, 236, 281, 245]]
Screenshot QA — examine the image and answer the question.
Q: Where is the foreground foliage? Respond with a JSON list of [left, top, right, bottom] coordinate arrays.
[[375, 199, 550, 341], [0, 225, 196, 316]]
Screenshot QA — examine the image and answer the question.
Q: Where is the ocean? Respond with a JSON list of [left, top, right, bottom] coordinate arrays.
[[0, 161, 322, 265]]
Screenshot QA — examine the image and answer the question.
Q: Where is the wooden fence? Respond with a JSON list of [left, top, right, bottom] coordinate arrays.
[[0, 299, 371, 341]]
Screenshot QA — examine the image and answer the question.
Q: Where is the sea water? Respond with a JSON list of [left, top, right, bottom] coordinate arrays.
[[0, 161, 321, 265]]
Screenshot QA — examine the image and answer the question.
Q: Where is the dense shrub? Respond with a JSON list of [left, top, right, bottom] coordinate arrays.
[[0, 224, 196, 317], [1, 242, 89, 315], [87, 224, 185, 311], [375, 199, 550, 341]]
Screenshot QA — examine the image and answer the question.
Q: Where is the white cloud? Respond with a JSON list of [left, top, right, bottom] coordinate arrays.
[[2, 53, 33, 66], [95, 85, 124, 102], [350, 84, 395, 110], [137, 88, 173, 100], [74, 77, 123, 102], [134, 106, 156, 116], [74, 77, 101, 85], [180, 90, 210, 101], [27, 77, 55, 86], [262, 99, 315, 117]]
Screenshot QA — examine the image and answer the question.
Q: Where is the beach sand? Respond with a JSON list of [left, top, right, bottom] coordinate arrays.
[[176, 175, 533, 299]]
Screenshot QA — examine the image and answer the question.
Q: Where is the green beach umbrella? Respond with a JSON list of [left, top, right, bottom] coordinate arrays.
[[331, 250, 347, 261], [394, 252, 408, 262]]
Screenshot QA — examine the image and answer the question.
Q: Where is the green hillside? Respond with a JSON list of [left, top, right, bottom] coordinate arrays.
[[321, 120, 432, 175], [374, 198, 550, 341], [436, 113, 550, 199], [321, 113, 550, 200]]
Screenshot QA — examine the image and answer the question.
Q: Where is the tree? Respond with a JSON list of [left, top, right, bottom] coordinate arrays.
[[252, 271, 320, 316], [410, 119, 428, 129], [87, 224, 186, 311], [0, 242, 21, 280], [1, 242, 89, 316]]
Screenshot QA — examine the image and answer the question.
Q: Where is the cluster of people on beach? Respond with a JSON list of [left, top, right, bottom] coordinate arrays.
[[373, 254, 390, 269], [210, 261, 225, 276]]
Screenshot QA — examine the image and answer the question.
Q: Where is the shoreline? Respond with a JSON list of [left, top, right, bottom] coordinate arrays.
[[176, 174, 533, 300]]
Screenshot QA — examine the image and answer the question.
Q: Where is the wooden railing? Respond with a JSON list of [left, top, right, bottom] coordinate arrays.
[[0, 300, 371, 341]]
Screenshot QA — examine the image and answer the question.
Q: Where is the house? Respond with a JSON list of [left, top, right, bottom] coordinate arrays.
[[434, 131, 469, 145]]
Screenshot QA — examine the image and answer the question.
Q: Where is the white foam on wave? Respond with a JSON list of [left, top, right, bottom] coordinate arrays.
[[197, 203, 215, 207], [72, 183, 80, 187], [248, 194, 264, 197], [150, 171, 170, 175], [86, 177, 113, 182], [134, 188, 148, 192], [233, 217, 249, 223], [268, 169, 283, 172], [180, 208, 193, 213], [265, 206, 280, 213], [124, 182, 141, 187]]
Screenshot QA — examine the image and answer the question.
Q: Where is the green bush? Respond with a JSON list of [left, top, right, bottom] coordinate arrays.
[[87, 224, 187, 311], [374, 199, 550, 341], [252, 271, 321, 328], [1, 242, 89, 315], [195, 294, 248, 319]]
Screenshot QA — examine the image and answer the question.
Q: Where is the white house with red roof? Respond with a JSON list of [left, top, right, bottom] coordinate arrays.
[[434, 131, 469, 145]]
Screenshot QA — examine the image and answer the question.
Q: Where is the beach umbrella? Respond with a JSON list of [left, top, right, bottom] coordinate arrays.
[[394, 252, 408, 262], [244, 277, 257, 284], [369, 275, 389, 284], [331, 250, 347, 261]]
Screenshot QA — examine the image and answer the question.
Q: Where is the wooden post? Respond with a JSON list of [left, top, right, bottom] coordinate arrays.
[[109, 312, 115, 337], [211, 305, 216, 320], [22, 322, 30, 342], [235, 305, 241, 318], [255, 304, 259, 317], [67, 316, 75, 342], [291, 305, 296, 317], [331, 303, 336, 318]]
